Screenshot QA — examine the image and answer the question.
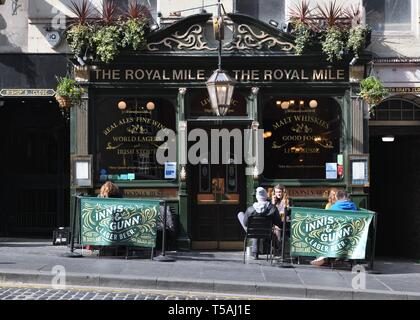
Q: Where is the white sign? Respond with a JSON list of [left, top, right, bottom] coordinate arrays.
[[326, 163, 337, 179], [75, 161, 89, 180], [164, 162, 177, 179], [352, 162, 366, 180]]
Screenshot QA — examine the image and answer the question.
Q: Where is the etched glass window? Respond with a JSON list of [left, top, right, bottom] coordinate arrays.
[[263, 97, 341, 180], [95, 94, 176, 182]]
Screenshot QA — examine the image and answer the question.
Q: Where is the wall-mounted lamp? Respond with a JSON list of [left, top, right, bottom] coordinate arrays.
[[180, 166, 187, 182], [206, 0, 236, 116], [251, 87, 259, 95], [281, 101, 289, 109], [309, 99, 318, 108], [117, 100, 127, 110], [349, 57, 358, 66], [150, 23, 160, 31], [382, 135, 395, 142], [76, 56, 86, 66], [252, 166, 259, 180], [146, 101, 155, 111], [299, 100, 304, 106]]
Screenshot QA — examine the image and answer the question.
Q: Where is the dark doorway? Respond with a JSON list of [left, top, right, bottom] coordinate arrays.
[[0, 99, 70, 237], [188, 124, 247, 249], [370, 133, 420, 259]]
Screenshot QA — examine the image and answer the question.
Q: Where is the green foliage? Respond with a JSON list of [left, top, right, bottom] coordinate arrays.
[[347, 25, 368, 57], [56, 76, 84, 104], [293, 22, 311, 55], [66, 24, 92, 56], [121, 18, 147, 51], [92, 25, 121, 63], [321, 27, 345, 62], [359, 76, 389, 107]]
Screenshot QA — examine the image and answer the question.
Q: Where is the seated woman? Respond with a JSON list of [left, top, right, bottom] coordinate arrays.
[[271, 184, 289, 251], [98, 181, 123, 198]]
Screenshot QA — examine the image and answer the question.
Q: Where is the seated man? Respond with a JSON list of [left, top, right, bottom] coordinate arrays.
[[237, 187, 282, 259], [311, 190, 357, 266]]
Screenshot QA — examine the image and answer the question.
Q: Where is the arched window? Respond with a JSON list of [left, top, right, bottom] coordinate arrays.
[[371, 95, 420, 121]]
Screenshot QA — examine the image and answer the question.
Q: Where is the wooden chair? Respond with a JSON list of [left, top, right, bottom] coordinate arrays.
[[243, 216, 274, 263]]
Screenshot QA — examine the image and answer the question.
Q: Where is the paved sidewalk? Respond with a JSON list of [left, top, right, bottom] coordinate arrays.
[[1, 238, 420, 300]]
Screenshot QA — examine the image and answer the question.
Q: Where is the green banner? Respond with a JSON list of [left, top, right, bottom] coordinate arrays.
[[80, 197, 160, 247], [290, 207, 374, 259]]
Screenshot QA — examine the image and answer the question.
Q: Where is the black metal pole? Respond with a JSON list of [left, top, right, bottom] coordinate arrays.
[[217, 0, 222, 70], [153, 200, 175, 262], [161, 201, 167, 256], [370, 212, 378, 271], [279, 208, 293, 268], [63, 193, 82, 257]]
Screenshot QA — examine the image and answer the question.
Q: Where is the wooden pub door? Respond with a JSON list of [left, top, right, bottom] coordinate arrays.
[[188, 124, 247, 250]]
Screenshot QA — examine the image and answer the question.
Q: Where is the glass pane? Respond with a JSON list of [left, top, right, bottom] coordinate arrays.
[[259, 0, 285, 25], [236, 0, 258, 17], [263, 97, 341, 180], [236, 0, 284, 23], [365, 0, 411, 31], [95, 96, 176, 181]]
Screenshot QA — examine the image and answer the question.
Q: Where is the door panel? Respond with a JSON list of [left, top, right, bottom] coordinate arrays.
[[189, 124, 246, 248]]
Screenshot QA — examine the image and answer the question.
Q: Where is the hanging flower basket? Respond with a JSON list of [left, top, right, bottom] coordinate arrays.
[[55, 95, 72, 108], [55, 76, 84, 109], [359, 76, 389, 107]]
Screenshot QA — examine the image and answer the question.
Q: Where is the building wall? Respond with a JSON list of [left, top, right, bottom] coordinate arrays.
[[0, 0, 28, 52], [2, 0, 419, 58]]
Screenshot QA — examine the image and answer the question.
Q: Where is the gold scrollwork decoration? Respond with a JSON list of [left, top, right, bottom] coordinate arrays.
[[106, 142, 123, 150], [224, 24, 295, 51], [147, 25, 217, 51]]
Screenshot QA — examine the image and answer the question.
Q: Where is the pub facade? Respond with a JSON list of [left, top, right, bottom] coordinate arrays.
[[70, 13, 370, 250]]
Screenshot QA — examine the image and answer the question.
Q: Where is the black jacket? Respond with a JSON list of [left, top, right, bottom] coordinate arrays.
[[243, 201, 282, 228]]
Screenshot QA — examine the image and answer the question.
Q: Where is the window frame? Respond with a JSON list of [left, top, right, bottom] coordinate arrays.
[[364, 0, 416, 35]]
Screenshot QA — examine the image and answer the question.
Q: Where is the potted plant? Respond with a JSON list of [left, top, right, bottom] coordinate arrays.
[[55, 76, 84, 108], [66, 0, 95, 57], [120, 1, 150, 51], [289, 0, 314, 55], [317, 1, 347, 62], [345, 5, 370, 57], [92, 1, 121, 63], [359, 76, 389, 108]]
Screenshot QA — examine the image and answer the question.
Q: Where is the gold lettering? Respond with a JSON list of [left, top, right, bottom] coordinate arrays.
[[264, 70, 273, 80], [313, 70, 324, 80], [173, 69, 183, 80], [162, 70, 170, 80], [197, 70, 205, 80], [291, 70, 300, 80], [251, 70, 260, 80], [112, 70, 120, 80], [125, 69, 134, 80], [273, 69, 283, 80]]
